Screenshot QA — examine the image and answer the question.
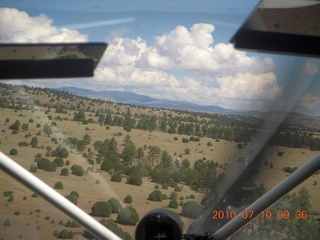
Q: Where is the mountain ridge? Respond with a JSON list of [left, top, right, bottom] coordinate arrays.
[[54, 86, 242, 114]]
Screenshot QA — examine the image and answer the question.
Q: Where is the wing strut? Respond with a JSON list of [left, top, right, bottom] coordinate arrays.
[[0, 152, 121, 240]]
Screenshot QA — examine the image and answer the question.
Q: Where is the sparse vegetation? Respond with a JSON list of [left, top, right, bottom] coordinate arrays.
[[1, 83, 320, 239]]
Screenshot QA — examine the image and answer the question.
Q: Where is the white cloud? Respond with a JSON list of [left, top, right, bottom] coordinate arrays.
[[214, 73, 281, 101], [298, 93, 320, 109], [94, 23, 280, 110], [0, 8, 88, 43], [131, 24, 274, 74], [303, 60, 319, 75], [0, 8, 283, 111]]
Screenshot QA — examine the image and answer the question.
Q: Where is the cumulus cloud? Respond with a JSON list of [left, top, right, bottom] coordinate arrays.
[[102, 23, 274, 74], [94, 23, 280, 110], [0, 8, 88, 43], [214, 72, 281, 101], [298, 93, 320, 109], [0, 8, 282, 111]]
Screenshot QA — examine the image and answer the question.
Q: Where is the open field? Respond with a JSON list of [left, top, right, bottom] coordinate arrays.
[[1, 85, 320, 239], [0, 107, 214, 239]]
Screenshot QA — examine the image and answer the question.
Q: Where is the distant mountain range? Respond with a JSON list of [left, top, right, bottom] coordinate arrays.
[[54, 86, 242, 114]]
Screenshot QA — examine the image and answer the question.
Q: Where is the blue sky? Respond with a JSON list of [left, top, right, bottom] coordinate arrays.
[[1, 0, 320, 115]]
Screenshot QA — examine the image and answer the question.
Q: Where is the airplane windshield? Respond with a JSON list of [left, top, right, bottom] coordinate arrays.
[[1, 1, 320, 239]]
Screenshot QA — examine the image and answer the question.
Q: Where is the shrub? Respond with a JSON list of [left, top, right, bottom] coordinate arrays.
[[184, 148, 191, 154], [7, 195, 14, 202], [57, 147, 69, 158], [181, 201, 203, 219], [117, 206, 139, 226], [168, 200, 179, 209], [207, 141, 213, 146], [124, 195, 132, 204], [170, 191, 178, 200], [65, 220, 81, 228], [44, 161, 57, 172], [101, 160, 114, 172], [71, 165, 84, 176], [154, 185, 159, 189], [55, 181, 64, 189], [31, 193, 38, 198], [60, 168, 69, 176], [37, 158, 50, 169], [98, 218, 132, 240], [181, 158, 190, 168], [182, 137, 189, 143], [163, 193, 168, 200], [162, 183, 168, 190], [3, 219, 11, 227], [148, 190, 163, 202], [91, 201, 112, 217], [108, 198, 123, 213], [65, 192, 78, 205], [83, 230, 95, 239], [53, 230, 59, 237], [9, 148, 18, 155], [18, 141, 29, 147], [58, 229, 74, 239], [29, 164, 37, 172], [111, 173, 122, 182], [43, 123, 52, 136], [96, 156, 102, 164], [189, 136, 200, 142], [54, 157, 64, 167], [30, 137, 38, 148], [3, 190, 13, 197], [127, 175, 143, 186]]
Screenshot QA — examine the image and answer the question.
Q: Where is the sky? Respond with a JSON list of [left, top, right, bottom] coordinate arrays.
[[1, 0, 320, 115]]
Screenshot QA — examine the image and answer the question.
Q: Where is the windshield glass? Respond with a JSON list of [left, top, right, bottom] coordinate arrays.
[[1, 1, 320, 239]]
